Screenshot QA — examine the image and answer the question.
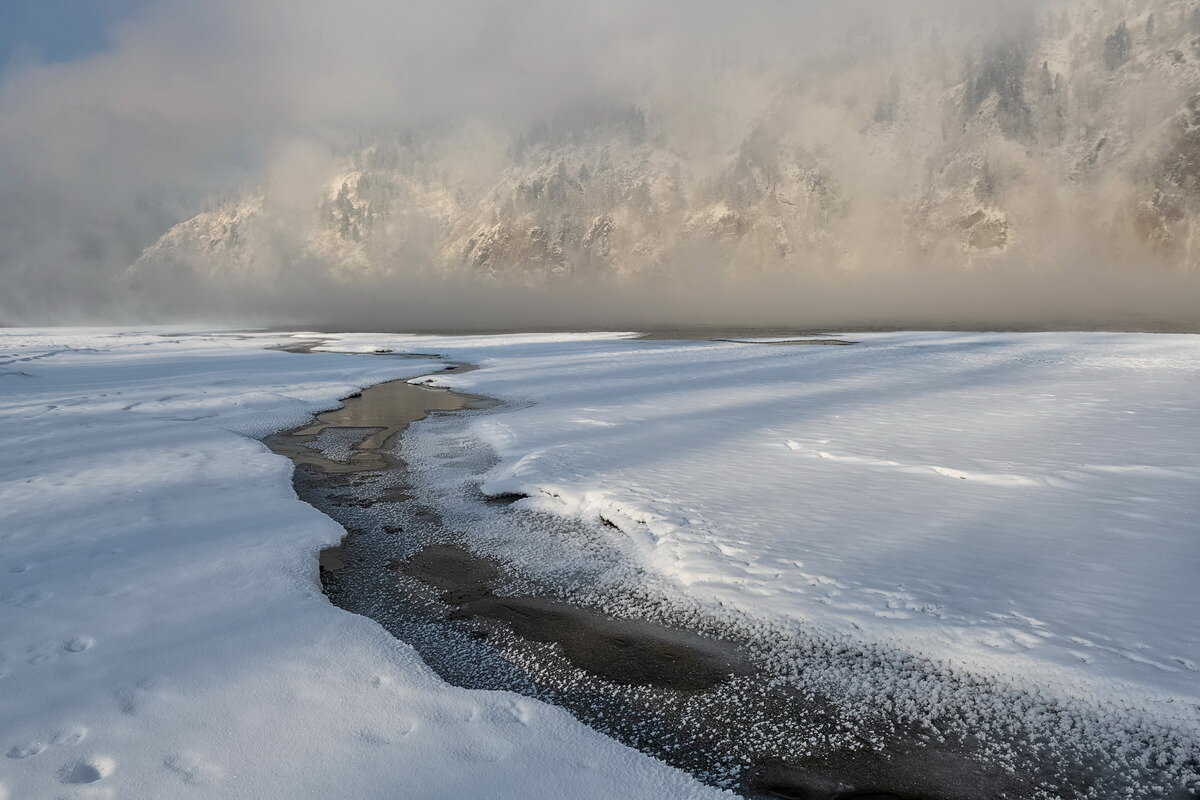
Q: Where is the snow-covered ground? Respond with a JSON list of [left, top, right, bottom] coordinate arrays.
[[3, 327, 1199, 798], [0, 328, 726, 800], [322, 330, 1200, 717]]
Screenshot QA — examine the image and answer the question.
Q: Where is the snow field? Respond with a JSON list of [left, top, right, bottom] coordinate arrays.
[[0, 328, 725, 800]]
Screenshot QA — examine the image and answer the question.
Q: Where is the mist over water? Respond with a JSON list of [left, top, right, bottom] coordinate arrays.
[[2, 0, 1200, 330], [128, 262, 1200, 333]]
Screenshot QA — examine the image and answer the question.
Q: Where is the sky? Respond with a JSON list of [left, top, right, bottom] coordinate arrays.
[[0, 0, 149, 68]]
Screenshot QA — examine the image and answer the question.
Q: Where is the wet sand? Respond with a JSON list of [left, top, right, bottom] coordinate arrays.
[[404, 544, 755, 691]]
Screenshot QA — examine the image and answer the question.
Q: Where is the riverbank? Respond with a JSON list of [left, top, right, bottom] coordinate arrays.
[[0, 328, 721, 800], [269, 334, 1197, 798], [2, 327, 1197, 799]]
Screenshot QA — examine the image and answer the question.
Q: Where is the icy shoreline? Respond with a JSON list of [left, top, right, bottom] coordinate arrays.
[[387, 364, 1199, 798], [0, 328, 724, 800], [324, 330, 1200, 711], [3, 327, 1199, 799], [289, 329, 1200, 795]]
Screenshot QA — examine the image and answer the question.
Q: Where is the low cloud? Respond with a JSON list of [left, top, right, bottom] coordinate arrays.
[[2, 0, 1198, 330]]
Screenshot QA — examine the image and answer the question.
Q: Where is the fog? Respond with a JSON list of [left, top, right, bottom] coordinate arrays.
[[2, 0, 1199, 331]]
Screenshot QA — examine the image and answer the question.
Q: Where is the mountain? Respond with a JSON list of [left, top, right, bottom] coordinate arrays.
[[128, 0, 1200, 291]]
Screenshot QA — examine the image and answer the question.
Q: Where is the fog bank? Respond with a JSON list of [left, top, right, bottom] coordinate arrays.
[[3, 0, 1200, 329]]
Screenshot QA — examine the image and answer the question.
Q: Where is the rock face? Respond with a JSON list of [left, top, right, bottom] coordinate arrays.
[[129, 0, 1200, 287]]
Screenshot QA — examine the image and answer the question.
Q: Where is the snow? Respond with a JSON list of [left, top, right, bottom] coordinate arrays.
[[0, 328, 726, 800], [321, 331, 1200, 717], [3, 327, 1199, 798]]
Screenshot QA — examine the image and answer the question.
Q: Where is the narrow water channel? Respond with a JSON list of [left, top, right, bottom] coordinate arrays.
[[262, 348, 1192, 800]]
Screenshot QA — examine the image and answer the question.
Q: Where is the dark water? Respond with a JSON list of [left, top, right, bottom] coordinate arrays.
[[264, 370, 480, 473]]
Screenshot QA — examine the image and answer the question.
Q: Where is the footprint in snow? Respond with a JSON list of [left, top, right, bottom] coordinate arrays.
[[6, 742, 45, 759], [59, 756, 114, 784], [51, 727, 87, 746]]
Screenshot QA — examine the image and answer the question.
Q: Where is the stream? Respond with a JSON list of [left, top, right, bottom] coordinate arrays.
[[261, 344, 1191, 800]]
